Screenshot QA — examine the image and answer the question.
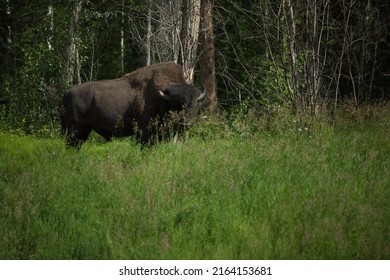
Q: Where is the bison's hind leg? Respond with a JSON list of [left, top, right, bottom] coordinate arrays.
[[65, 124, 92, 148]]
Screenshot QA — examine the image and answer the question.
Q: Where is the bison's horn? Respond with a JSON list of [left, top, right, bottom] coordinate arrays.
[[197, 86, 207, 101], [158, 90, 171, 101]]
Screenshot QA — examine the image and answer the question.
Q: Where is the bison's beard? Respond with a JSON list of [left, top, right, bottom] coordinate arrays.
[[146, 110, 195, 144]]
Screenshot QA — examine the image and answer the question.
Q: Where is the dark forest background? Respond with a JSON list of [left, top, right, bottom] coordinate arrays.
[[1, 0, 389, 135]]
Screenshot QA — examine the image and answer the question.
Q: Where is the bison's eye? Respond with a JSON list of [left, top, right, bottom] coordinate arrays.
[[168, 99, 183, 111]]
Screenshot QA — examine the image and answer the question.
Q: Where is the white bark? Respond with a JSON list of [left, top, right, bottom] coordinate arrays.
[[180, 0, 201, 84], [146, 0, 152, 66], [121, 0, 125, 72], [6, 0, 11, 45], [47, 5, 54, 50], [66, 0, 82, 86]]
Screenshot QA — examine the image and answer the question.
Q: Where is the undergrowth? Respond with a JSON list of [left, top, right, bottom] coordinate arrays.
[[0, 104, 389, 259]]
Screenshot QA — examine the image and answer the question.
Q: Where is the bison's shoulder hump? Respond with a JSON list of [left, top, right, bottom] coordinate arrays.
[[122, 62, 184, 82]]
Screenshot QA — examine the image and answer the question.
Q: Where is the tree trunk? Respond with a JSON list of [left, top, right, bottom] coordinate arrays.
[[66, 0, 82, 87], [6, 0, 11, 45], [121, 0, 125, 72], [47, 5, 54, 50], [180, 0, 201, 84], [170, 0, 182, 63], [199, 0, 217, 112], [284, 0, 300, 113], [145, 0, 152, 66], [304, 0, 329, 115]]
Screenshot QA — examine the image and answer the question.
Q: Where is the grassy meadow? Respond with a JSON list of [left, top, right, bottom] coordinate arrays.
[[0, 108, 389, 259]]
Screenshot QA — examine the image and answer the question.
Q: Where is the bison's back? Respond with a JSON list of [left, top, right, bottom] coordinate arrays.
[[62, 79, 137, 139], [122, 62, 186, 90], [64, 79, 133, 118]]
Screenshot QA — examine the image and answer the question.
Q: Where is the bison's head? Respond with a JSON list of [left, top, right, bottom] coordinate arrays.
[[158, 83, 206, 125]]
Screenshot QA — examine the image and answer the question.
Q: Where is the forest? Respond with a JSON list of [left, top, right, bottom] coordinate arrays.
[[1, 1, 390, 260], [1, 0, 390, 134]]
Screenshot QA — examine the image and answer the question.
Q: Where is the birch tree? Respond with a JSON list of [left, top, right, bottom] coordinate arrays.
[[180, 0, 201, 83], [6, 0, 12, 45], [134, 0, 202, 85], [47, 5, 54, 50], [66, 0, 83, 86], [132, 0, 183, 65], [121, 0, 125, 72], [145, 0, 152, 66]]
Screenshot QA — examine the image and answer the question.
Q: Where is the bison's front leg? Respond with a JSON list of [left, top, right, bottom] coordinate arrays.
[[65, 124, 92, 149], [137, 127, 151, 146]]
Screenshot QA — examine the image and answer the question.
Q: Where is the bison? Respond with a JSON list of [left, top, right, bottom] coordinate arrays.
[[61, 62, 205, 147]]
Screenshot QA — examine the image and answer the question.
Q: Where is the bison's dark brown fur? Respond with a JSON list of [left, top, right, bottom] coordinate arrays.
[[61, 62, 205, 147]]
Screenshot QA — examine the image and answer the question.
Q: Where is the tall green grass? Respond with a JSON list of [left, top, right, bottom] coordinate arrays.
[[0, 112, 389, 259]]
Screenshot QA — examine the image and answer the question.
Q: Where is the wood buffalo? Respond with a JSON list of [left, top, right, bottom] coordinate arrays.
[[61, 62, 205, 147]]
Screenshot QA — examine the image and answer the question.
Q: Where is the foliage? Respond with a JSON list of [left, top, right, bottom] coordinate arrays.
[[0, 0, 143, 135], [1, 0, 390, 133], [213, 0, 390, 113]]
